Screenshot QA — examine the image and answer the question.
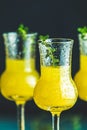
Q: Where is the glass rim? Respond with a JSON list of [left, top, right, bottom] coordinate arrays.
[[45, 38, 74, 43], [38, 38, 74, 44], [3, 32, 37, 36]]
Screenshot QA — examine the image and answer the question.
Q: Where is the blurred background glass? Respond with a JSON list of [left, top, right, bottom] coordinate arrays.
[[1, 32, 39, 130]]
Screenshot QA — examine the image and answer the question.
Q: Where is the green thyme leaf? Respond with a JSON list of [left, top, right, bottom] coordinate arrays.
[[17, 24, 29, 40], [77, 26, 87, 38], [39, 35, 49, 41]]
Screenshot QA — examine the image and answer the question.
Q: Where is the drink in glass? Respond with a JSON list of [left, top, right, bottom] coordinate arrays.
[[74, 33, 87, 101], [33, 38, 78, 130], [1, 32, 39, 130]]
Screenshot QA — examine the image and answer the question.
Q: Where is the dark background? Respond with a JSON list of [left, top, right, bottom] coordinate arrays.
[[0, 0, 86, 76], [0, 0, 87, 129]]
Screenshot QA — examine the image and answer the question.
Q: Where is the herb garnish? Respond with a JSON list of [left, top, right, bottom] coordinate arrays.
[[17, 24, 29, 40], [46, 46, 59, 66], [77, 26, 87, 38], [39, 34, 49, 41], [39, 35, 59, 66]]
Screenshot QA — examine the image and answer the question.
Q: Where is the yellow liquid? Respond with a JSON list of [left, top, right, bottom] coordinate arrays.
[[74, 55, 87, 101], [1, 59, 39, 105], [34, 66, 77, 115]]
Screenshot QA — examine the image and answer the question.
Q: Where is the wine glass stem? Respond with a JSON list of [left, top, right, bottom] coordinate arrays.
[[17, 104, 25, 130], [52, 114, 60, 130]]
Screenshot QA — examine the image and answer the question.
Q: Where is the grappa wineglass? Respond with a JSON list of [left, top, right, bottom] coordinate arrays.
[[74, 33, 87, 101], [33, 38, 78, 130], [1, 32, 39, 130]]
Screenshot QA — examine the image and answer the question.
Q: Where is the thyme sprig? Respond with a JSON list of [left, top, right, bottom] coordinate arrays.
[[39, 35, 59, 66], [17, 24, 29, 40], [46, 46, 59, 66], [39, 34, 49, 41], [77, 26, 87, 38]]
